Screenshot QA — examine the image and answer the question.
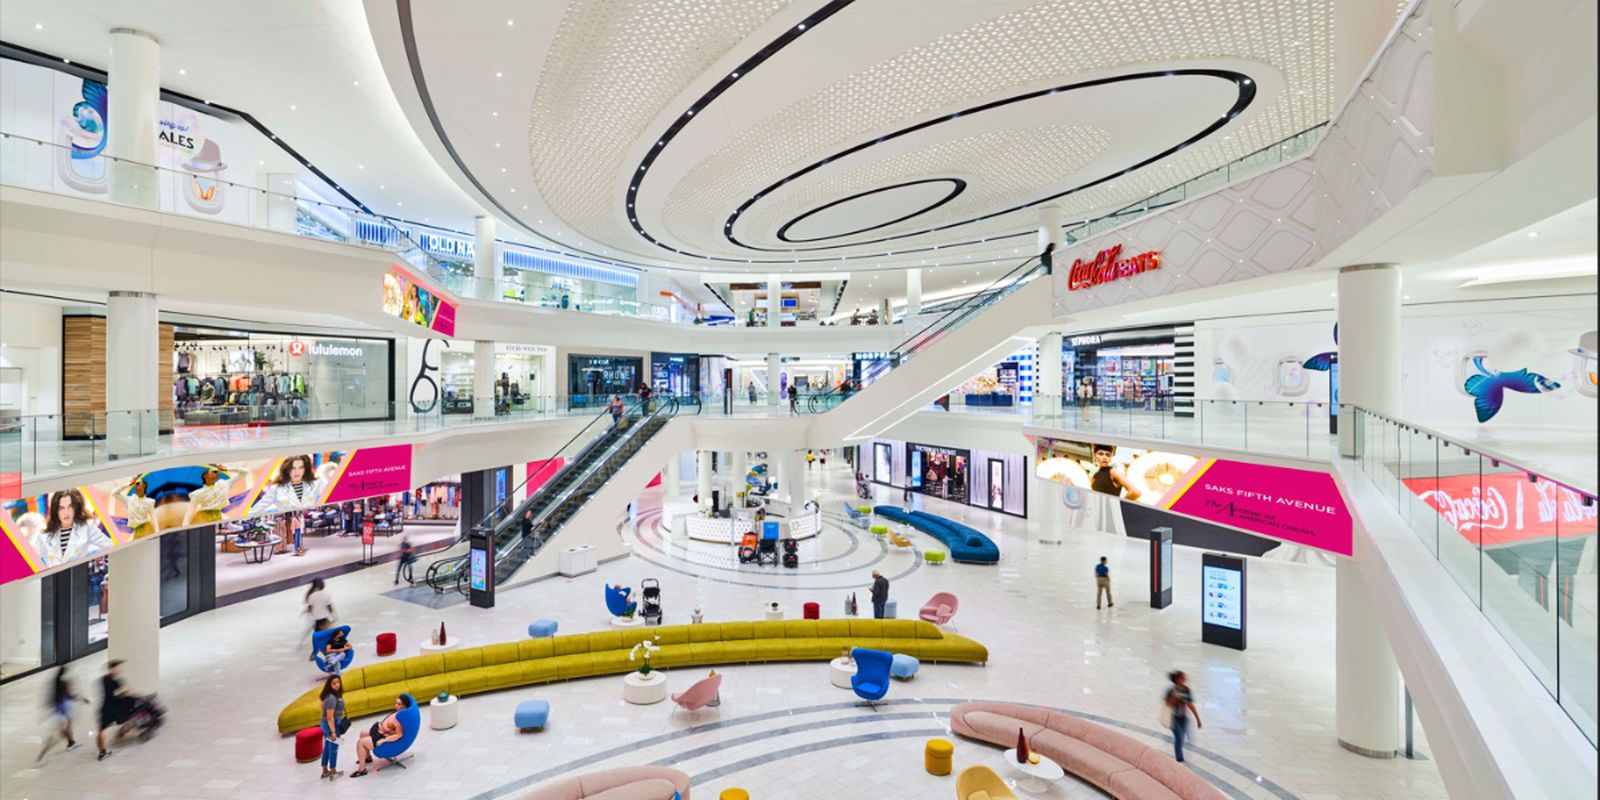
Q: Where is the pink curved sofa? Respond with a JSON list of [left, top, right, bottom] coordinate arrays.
[[514, 766, 691, 800], [950, 702, 1223, 800]]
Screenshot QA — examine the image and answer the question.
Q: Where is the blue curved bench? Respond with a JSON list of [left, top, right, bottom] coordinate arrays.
[[872, 506, 999, 564]]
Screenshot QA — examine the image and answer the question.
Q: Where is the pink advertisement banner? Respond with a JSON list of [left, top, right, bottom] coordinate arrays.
[[1161, 458, 1353, 557]]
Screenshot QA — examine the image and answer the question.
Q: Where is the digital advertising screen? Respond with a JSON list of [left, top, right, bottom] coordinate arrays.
[[1201, 552, 1246, 650], [1035, 437, 1353, 556], [470, 547, 488, 592], [382, 264, 458, 337]]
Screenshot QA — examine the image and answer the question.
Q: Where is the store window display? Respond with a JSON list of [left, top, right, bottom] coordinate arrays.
[[1065, 328, 1176, 411], [172, 326, 393, 426], [568, 355, 642, 406]]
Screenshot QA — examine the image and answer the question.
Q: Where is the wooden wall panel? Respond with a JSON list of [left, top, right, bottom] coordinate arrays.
[[159, 323, 174, 433], [62, 316, 105, 439]]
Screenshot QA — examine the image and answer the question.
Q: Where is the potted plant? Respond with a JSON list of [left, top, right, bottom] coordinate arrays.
[[628, 636, 661, 675]]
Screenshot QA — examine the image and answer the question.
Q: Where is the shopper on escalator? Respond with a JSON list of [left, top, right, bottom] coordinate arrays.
[[608, 395, 625, 429]]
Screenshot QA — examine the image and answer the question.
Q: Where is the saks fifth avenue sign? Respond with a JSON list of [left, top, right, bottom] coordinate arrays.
[[1066, 244, 1161, 291]]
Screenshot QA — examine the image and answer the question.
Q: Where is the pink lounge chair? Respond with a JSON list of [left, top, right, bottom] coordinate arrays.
[[671, 672, 723, 715], [919, 592, 959, 625]]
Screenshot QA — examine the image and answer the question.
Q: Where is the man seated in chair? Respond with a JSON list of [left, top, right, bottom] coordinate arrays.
[[350, 695, 413, 777]]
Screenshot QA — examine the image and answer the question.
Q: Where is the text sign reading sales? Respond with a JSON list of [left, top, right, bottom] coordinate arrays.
[[1066, 244, 1161, 291]]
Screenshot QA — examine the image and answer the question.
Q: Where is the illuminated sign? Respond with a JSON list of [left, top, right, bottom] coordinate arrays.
[[1066, 244, 1161, 291], [288, 339, 306, 357], [311, 342, 365, 358], [1069, 334, 1102, 347], [417, 232, 475, 260]]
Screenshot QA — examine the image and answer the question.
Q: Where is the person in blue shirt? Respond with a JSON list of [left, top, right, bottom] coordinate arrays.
[[1095, 556, 1113, 609]]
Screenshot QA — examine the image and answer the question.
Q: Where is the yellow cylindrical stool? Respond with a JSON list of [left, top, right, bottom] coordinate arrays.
[[925, 738, 954, 776], [720, 789, 751, 800]]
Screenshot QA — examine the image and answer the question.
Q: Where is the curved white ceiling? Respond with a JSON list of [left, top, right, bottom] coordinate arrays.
[[377, 0, 1334, 274]]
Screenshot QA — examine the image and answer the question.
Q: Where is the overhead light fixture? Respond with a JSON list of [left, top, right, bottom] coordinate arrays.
[[289, 104, 297, 111], [178, 68, 187, 75], [1458, 256, 1596, 288], [1528, 231, 1540, 238], [507, 18, 515, 26], [496, 71, 503, 78]]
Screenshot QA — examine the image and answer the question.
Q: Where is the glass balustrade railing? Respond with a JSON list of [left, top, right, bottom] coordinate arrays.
[[1352, 409, 1597, 747]]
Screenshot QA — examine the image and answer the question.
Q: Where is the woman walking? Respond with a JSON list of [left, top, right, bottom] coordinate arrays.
[[305, 578, 336, 634], [1164, 670, 1202, 763], [320, 675, 346, 779], [36, 667, 85, 761]]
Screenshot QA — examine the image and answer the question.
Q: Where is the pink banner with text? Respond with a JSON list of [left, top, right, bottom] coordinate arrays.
[[1161, 458, 1353, 557]]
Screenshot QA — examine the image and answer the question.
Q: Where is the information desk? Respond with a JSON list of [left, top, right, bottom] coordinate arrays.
[[683, 512, 822, 544]]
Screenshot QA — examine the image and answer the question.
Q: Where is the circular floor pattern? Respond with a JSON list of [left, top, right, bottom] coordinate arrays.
[[626, 510, 922, 590], [468, 697, 1300, 800]]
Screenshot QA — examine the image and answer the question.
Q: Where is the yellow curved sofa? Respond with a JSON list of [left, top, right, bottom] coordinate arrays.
[[278, 619, 986, 734]]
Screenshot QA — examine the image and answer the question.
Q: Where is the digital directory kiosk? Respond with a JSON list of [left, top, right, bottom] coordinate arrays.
[[1200, 552, 1246, 650]]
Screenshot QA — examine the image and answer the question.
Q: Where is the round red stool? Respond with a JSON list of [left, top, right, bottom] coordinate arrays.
[[376, 632, 397, 657], [294, 726, 323, 763], [803, 602, 820, 619]]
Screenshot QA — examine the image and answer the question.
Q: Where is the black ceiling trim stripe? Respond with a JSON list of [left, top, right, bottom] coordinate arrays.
[[395, 1, 650, 274], [0, 39, 372, 214], [775, 177, 966, 243], [721, 70, 1255, 253]]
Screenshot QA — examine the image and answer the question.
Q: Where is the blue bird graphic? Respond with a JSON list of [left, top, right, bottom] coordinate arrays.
[[1463, 356, 1560, 422], [1302, 323, 1338, 371]]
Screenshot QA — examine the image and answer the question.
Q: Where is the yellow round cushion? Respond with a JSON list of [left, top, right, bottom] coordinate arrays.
[[720, 789, 751, 800], [925, 737, 954, 775]]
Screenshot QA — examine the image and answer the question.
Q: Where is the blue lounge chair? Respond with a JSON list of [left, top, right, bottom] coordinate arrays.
[[604, 584, 636, 617], [372, 693, 421, 769], [311, 625, 354, 675], [850, 647, 893, 710]]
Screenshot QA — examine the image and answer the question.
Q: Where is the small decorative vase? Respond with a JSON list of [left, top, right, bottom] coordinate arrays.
[[1016, 728, 1030, 763], [430, 627, 439, 646], [439, 622, 447, 646]]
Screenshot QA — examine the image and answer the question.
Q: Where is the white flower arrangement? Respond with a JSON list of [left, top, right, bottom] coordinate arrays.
[[628, 636, 661, 674]]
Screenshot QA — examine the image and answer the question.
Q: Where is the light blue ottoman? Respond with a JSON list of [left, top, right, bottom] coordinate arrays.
[[884, 599, 898, 619], [890, 653, 920, 681], [514, 700, 550, 732], [528, 619, 558, 638]]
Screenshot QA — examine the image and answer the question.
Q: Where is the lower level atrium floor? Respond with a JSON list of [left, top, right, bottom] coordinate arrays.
[[0, 465, 1450, 800]]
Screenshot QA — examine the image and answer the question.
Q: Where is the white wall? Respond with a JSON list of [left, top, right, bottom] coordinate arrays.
[[0, 293, 61, 417]]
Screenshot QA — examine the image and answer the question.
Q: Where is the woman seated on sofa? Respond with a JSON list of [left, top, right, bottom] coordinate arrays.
[[321, 629, 352, 674], [350, 695, 412, 776]]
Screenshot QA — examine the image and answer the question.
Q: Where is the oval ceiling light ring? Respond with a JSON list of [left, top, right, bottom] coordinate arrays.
[[775, 177, 967, 243], [715, 69, 1255, 254]]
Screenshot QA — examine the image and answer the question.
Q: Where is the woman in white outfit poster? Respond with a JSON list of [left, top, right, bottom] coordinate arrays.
[[256, 455, 331, 557], [33, 489, 115, 568]]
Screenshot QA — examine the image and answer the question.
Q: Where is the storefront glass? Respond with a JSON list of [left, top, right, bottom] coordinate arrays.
[[173, 326, 393, 425], [650, 353, 701, 397], [1065, 328, 1176, 410], [568, 355, 642, 406]]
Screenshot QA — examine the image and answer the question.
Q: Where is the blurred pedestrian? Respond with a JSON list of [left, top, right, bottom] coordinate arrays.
[[36, 666, 86, 761], [393, 536, 415, 585], [1164, 670, 1202, 763], [96, 660, 129, 760]]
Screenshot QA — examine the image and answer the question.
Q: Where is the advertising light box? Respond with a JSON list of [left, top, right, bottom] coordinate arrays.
[[1201, 552, 1246, 650], [382, 264, 458, 337]]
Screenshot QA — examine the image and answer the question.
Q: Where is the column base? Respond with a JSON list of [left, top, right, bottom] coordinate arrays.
[[1337, 738, 1397, 759]]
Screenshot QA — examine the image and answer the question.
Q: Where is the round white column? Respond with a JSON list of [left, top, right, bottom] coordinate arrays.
[[107, 538, 160, 695], [662, 451, 681, 502], [780, 450, 806, 504], [766, 274, 782, 328], [1336, 265, 1401, 455], [473, 340, 496, 418], [1337, 554, 1400, 757], [1036, 332, 1063, 415], [766, 353, 782, 406], [107, 29, 160, 207], [730, 450, 748, 503], [106, 291, 159, 457], [1031, 473, 1064, 543], [905, 268, 923, 317], [1037, 206, 1066, 258], [474, 215, 498, 300], [695, 451, 713, 511]]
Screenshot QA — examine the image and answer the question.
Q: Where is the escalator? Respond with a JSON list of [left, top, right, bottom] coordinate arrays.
[[420, 397, 681, 594]]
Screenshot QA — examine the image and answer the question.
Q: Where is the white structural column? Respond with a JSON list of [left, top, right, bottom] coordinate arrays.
[[662, 452, 681, 502], [107, 29, 160, 206], [1335, 263, 1401, 758], [1337, 265, 1402, 456], [107, 539, 160, 695], [766, 274, 782, 328], [695, 451, 713, 511], [1031, 473, 1064, 544], [1036, 332, 1063, 414], [766, 353, 782, 407], [905, 268, 923, 317], [106, 291, 159, 457], [1037, 206, 1066, 258], [730, 450, 748, 502], [474, 215, 498, 300], [473, 340, 496, 418], [779, 449, 807, 504]]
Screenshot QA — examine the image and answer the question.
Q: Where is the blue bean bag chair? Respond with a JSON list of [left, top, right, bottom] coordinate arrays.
[[372, 693, 421, 768], [311, 625, 354, 674], [604, 585, 636, 617], [851, 647, 893, 708]]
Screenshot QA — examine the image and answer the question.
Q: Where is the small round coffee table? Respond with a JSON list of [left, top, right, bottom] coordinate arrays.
[[1001, 749, 1065, 793], [828, 656, 856, 689], [623, 670, 667, 704]]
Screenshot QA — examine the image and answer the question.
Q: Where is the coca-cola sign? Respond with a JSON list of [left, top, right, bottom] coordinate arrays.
[[1404, 473, 1597, 546], [1066, 244, 1161, 291]]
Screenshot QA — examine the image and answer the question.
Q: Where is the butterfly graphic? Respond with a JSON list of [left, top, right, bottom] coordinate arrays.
[[1463, 356, 1560, 422], [1302, 323, 1338, 371]]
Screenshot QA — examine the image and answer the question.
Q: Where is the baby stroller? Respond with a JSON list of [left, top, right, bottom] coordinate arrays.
[[117, 694, 166, 744], [781, 538, 799, 569], [737, 532, 759, 564], [640, 578, 663, 626]]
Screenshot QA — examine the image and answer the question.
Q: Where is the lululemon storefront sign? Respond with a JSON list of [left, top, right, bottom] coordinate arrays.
[[1066, 244, 1161, 291]]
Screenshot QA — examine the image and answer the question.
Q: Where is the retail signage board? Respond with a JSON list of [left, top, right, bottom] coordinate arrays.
[[1065, 244, 1160, 292], [0, 444, 414, 586], [1035, 437, 1352, 556], [1402, 472, 1596, 547], [382, 264, 458, 337]]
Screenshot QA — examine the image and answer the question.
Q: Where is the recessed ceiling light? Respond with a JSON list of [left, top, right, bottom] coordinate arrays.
[[492, 111, 499, 117], [397, 202, 403, 207], [501, 167, 507, 173], [1528, 231, 1539, 238], [352, 80, 360, 87], [178, 68, 187, 75], [34, 22, 43, 30], [496, 71, 503, 78], [380, 185, 386, 189], [289, 104, 297, 111], [506, 19, 514, 26]]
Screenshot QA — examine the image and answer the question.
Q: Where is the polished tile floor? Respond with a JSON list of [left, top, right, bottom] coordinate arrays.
[[0, 464, 1451, 800]]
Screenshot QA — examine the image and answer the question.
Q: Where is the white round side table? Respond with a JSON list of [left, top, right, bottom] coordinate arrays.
[[623, 670, 668, 704], [611, 615, 645, 628], [429, 695, 458, 730], [420, 640, 459, 654], [828, 657, 856, 689]]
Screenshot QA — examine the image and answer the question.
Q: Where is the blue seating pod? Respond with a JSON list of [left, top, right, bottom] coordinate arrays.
[[871, 506, 999, 564], [850, 647, 894, 707], [372, 693, 421, 768], [311, 625, 355, 674]]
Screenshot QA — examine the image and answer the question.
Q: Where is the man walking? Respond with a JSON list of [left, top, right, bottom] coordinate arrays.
[[787, 384, 799, 414], [393, 536, 415, 585], [1095, 556, 1113, 609], [870, 570, 890, 619]]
